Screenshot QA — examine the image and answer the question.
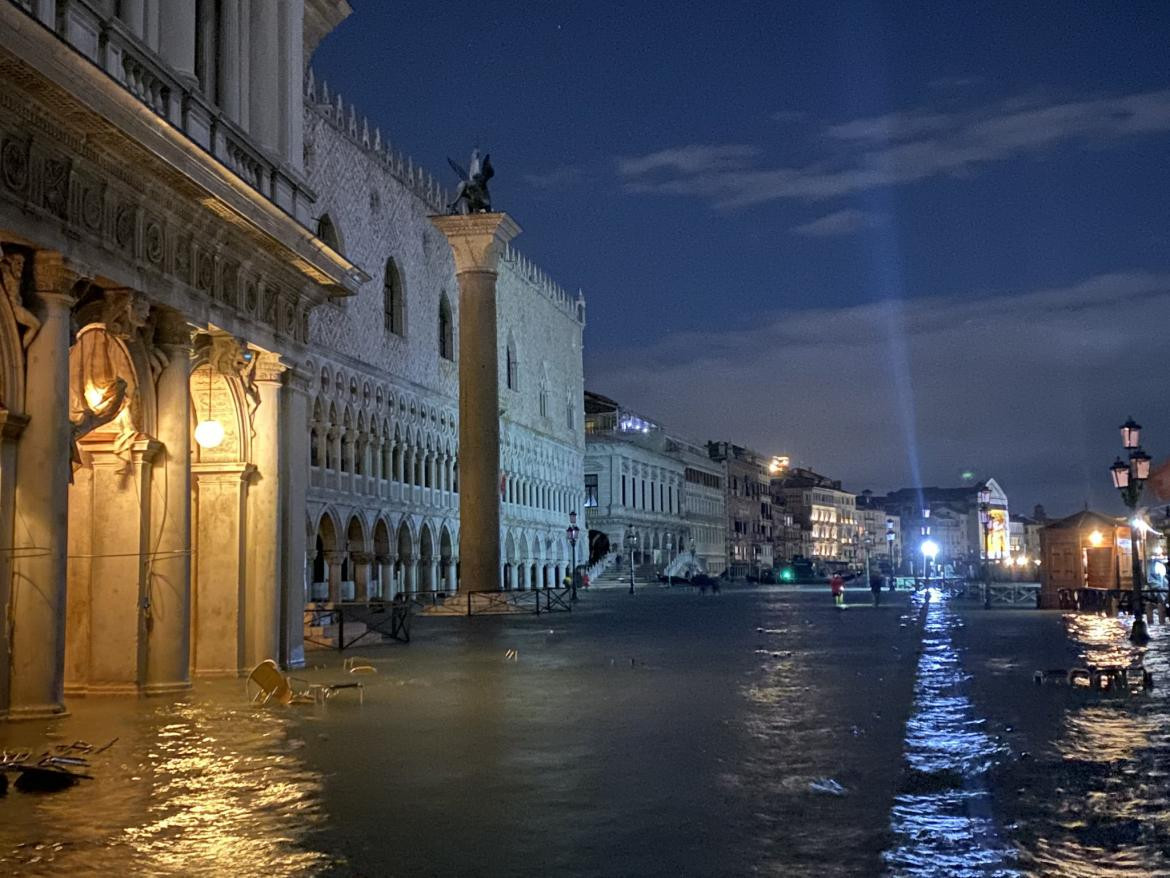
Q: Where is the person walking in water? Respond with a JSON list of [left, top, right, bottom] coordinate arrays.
[[830, 572, 845, 608]]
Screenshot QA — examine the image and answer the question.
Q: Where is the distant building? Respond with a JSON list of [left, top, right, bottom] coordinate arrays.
[[856, 492, 902, 573], [880, 479, 1010, 573], [583, 392, 714, 577], [709, 442, 776, 578], [772, 467, 857, 565]]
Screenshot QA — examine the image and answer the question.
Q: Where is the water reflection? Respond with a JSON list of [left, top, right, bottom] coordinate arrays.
[[885, 592, 1018, 876], [0, 691, 327, 876], [1013, 614, 1170, 876]]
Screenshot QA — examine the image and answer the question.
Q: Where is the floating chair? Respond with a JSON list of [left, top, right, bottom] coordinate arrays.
[[247, 659, 364, 705]]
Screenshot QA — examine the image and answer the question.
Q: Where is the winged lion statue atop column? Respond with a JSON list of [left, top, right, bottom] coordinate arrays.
[[447, 148, 494, 214]]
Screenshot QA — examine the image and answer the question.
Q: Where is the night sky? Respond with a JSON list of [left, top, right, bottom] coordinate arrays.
[[312, 1, 1170, 516]]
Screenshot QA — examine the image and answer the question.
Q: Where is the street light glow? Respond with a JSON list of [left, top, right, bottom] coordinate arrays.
[[921, 540, 939, 560], [1089, 530, 1104, 546]]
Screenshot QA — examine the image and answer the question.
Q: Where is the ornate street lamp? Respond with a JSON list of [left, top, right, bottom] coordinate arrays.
[[978, 485, 992, 609], [1110, 417, 1152, 644], [624, 525, 638, 595], [566, 511, 580, 603]]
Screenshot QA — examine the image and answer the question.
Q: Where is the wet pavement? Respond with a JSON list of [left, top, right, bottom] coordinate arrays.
[[1, 586, 1169, 876]]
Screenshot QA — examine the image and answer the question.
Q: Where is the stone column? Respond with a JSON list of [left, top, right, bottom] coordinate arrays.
[[281, 365, 310, 668], [249, 0, 279, 152], [0, 411, 29, 718], [159, 0, 197, 81], [144, 312, 194, 694], [277, 0, 304, 169], [431, 214, 520, 592], [245, 352, 284, 670], [446, 559, 457, 592], [120, 0, 145, 37], [353, 552, 370, 602], [325, 551, 344, 603], [8, 253, 73, 719], [219, 0, 242, 123]]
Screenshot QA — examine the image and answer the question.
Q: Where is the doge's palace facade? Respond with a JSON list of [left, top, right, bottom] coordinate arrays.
[[301, 73, 586, 600]]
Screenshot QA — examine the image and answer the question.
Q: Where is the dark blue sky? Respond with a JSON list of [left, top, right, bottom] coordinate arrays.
[[313, 2, 1170, 515]]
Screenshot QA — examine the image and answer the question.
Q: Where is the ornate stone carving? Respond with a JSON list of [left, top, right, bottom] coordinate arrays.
[[101, 289, 150, 339], [0, 246, 42, 349], [114, 203, 136, 251], [144, 220, 164, 266], [195, 250, 214, 293], [173, 236, 191, 283], [1, 137, 29, 193], [42, 156, 71, 219], [80, 184, 103, 232]]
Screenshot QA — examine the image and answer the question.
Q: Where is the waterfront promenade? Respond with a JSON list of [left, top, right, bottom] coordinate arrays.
[[1, 587, 1167, 876]]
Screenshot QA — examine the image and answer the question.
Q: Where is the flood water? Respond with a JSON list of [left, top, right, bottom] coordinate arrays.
[[2, 587, 1169, 876]]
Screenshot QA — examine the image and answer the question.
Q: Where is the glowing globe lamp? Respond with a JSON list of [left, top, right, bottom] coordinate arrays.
[[194, 419, 225, 449]]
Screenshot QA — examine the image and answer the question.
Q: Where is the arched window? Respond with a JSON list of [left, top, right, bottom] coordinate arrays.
[[506, 335, 518, 391], [438, 292, 453, 360], [384, 258, 404, 336], [316, 213, 342, 254]]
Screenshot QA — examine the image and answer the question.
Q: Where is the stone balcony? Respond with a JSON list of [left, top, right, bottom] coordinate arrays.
[[16, 0, 317, 226]]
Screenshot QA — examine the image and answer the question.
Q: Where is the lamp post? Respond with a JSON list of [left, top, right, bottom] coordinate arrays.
[[978, 485, 992, 610], [566, 511, 580, 603], [1110, 416, 1153, 644], [624, 525, 638, 594]]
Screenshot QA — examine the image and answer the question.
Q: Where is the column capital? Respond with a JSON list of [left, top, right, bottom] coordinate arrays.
[[250, 350, 289, 384], [429, 213, 521, 275], [151, 307, 198, 351]]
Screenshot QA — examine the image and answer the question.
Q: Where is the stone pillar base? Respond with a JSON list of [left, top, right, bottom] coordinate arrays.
[[5, 703, 69, 721]]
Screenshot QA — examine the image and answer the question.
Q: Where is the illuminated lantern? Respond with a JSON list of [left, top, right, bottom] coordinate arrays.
[[1110, 457, 1130, 490], [1120, 417, 1141, 449]]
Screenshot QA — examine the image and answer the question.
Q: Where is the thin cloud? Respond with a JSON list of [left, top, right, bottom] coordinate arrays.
[[791, 209, 875, 238], [586, 270, 1170, 512], [619, 88, 1170, 209]]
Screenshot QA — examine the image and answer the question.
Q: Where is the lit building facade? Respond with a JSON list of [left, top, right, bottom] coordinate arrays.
[[0, 0, 360, 717], [301, 77, 586, 599], [708, 442, 774, 578], [773, 468, 857, 564], [881, 478, 1010, 571], [583, 393, 689, 576], [0, 0, 586, 719]]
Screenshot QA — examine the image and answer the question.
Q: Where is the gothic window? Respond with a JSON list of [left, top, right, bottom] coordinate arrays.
[[317, 214, 343, 254], [539, 384, 549, 418], [506, 335, 519, 391], [585, 474, 598, 508], [566, 397, 576, 430], [438, 292, 453, 360], [384, 258, 405, 335]]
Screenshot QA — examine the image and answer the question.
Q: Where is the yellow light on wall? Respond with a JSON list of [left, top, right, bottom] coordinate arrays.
[[194, 418, 225, 449], [1089, 530, 1104, 547], [84, 383, 105, 409]]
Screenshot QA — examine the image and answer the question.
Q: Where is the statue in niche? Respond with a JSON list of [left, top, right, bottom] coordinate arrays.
[[446, 149, 494, 214], [0, 245, 42, 349], [206, 333, 261, 430]]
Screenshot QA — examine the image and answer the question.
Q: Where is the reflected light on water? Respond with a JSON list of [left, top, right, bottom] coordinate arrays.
[[885, 592, 1019, 877], [1013, 612, 1170, 876]]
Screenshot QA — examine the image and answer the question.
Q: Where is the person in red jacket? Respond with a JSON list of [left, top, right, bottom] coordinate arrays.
[[830, 573, 845, 608]]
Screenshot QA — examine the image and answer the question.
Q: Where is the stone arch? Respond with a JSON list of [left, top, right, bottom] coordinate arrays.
[[372, 517, 392, 598], [317, 213, 344, 255], [396, 519, 415, 592], [418, 521, 435, 592], [384, 256, 405, 336], [438, 290, 453, 360], [505, 330, 519, 391], [439, 525, 454, 591]]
